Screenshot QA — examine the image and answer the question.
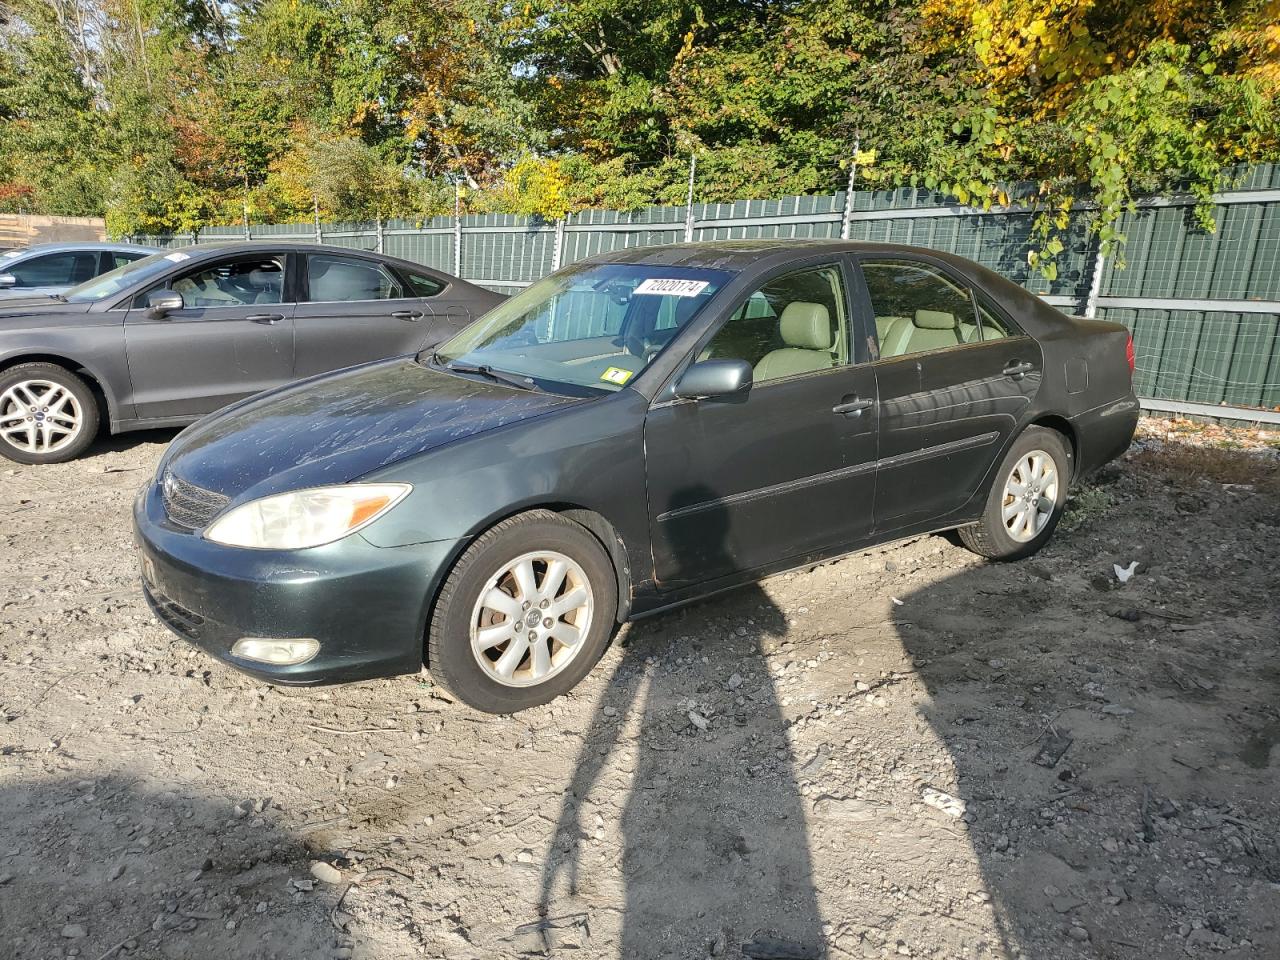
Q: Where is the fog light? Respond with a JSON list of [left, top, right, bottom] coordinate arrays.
[[231, 637, 320, 666]]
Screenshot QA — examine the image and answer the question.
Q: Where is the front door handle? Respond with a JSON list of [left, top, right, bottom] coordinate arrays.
[[246, 313, 284, 324], [832, 397, 874, 416], [391, 310, 424, 322], [1003, 360, 1034, 379]]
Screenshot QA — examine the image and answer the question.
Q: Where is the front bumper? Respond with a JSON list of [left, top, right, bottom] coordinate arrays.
[[133, 481, 460, 684]]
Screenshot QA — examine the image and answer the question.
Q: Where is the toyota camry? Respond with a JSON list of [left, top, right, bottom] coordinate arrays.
[[133, 241, 1139, 713]]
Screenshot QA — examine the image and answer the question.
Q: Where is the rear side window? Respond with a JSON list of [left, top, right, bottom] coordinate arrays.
[[861, 259, 979, 359], [403, 271, 446, 298], [8, 251, 98, 287], [106, 251, 148, 271], [306, 255, 403, 302]]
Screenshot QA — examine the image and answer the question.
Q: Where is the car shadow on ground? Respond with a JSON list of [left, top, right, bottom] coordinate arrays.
[[890, 534, 1280, 958], [86, 426, 181, 459], [0, 774, 338, 959]]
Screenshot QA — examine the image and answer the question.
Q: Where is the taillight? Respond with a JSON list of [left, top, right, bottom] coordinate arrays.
[[1125, 333, 1135, 377]]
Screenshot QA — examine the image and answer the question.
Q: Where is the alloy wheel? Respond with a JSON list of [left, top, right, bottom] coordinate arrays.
[[1001, 448, 1059, 542], [0, 379, 84, 455], [469, 550, 594, 688]]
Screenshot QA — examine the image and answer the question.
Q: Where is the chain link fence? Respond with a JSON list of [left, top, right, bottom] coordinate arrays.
[[133, 164, 1280, 421]]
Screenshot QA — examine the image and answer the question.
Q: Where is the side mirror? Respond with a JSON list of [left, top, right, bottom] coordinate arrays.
[[145, 289, 184, 318], [0, 274, 16, 288], [673, 358, 753, 400]]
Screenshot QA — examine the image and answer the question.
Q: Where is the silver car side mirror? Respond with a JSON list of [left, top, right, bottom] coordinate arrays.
[[146, 289, 184, 319], [673, 358, 753, 400], [0, 273, 15, 288]]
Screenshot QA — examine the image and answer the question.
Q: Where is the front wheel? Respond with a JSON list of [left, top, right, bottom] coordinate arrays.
[[427, 510, 618, 713], [958, 426, 1071, 560], [0, 362, 100, 464]]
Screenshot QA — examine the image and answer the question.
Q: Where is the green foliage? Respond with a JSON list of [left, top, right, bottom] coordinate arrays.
[[0, 0, 1276, 249]]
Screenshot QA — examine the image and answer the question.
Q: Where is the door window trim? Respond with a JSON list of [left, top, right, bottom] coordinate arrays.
[[851, 253, 1028, 365], [126, 252, 292, 313], [652, 257, 862, 406]]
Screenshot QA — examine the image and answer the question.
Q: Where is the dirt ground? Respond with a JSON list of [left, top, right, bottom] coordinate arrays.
[[1, 418, 1277, 960]]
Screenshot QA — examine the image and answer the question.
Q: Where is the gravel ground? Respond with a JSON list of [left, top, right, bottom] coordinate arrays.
[[1, 421, 1277, 960]]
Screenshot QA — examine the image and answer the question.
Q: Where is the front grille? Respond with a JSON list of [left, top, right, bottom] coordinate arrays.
[[144, 583, 206, 640], [161, 471, 230, 531]]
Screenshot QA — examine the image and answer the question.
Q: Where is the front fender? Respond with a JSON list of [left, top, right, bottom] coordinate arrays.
[[358, 390, 654, 586]]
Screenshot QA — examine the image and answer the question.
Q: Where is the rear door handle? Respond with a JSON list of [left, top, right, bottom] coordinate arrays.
[[246, 313, 284, 324], [1003, 361, 1034, 379], [832, 397, 874, 416], [391, 310, 424, 321]]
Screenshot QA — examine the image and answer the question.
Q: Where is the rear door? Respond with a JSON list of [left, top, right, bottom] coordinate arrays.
[[123, 253, 295, 419], [292, 253, 456, 378], [855, 255, 1041, 531]]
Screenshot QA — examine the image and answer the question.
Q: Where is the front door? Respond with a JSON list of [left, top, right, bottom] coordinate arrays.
[[292, 253, 457, 377], [856, 256, 1041, 531], [123, 253, 296, 420], [644, 261, 879, 590]]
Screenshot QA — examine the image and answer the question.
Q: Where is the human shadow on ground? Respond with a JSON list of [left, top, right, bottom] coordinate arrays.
[[0, 774, 339, 959], [537, 487, 826, 959]]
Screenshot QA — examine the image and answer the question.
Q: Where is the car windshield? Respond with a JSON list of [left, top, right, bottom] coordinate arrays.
[[62, 251, 179, 302], [433, 263, 730, 394]]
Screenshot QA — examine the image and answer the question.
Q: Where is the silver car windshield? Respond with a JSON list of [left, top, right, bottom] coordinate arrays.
[[62, 252, 179, 303], [434, 263, 730, 393]]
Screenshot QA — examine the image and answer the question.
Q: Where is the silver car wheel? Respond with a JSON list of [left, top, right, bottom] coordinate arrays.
[[469, 550, 594, 688], [1001, 448, 1059, 542], [0, 379, 84, 455]]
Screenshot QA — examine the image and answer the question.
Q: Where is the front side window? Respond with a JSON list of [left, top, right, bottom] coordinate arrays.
[[435, 263, 730, 394], [306, 255, 403, 302], [862, 259, 978, 359], [701, 265, 848, 383], [8, 251, 98, 287], [169, 258, 285, 307], [64, 252, 178, 303]]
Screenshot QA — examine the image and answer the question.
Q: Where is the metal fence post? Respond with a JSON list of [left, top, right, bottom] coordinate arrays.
[[840, 138, 861, 241], [683, 153, 697, 243], [453, 181, 463, 277], [552, 217, 566, 271], [1084, 243, 1106, 318]]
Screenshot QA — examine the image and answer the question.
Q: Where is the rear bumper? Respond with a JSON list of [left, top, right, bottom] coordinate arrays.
[[1071, 393, 1140, 478], [133, 481, 459, 684]]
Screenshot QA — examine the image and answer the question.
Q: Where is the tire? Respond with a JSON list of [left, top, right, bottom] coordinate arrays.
[[958, 426, 1072, 561], [0, 362, 100, 465], [427, 510, 618, 713]]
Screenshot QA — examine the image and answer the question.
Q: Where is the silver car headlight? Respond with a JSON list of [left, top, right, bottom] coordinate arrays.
[[204, 484, 411, 550]]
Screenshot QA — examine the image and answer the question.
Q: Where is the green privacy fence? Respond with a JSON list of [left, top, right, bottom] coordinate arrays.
[[133, 164, 1280, 417]]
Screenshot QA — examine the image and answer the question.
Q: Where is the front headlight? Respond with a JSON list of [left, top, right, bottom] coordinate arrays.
[[204, 484, 411, 549]]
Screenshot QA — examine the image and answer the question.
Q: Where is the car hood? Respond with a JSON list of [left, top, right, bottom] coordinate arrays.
[[163, 358, 587, 499]]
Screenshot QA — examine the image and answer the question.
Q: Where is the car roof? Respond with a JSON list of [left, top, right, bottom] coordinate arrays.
[[150, 241, 470, 280], [3, 241, 159, 257], [589, 239, 977, 270]]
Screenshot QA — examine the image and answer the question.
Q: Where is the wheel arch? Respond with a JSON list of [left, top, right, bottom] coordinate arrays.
[[1027, 414, 1079, 481], [0, 352, 117, 426]]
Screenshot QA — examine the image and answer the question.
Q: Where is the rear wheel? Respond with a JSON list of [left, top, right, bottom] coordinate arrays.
[[0, 362, 100, 464], [958, 426, 1071, 560], [428, 510, 618, 713]]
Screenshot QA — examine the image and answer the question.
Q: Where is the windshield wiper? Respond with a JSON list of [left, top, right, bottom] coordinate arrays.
[[442, 358, 540, 392]]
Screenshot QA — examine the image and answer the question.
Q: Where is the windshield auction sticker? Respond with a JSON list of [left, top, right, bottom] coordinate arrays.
[[633, 278, 709, 297], [600, 366, 634, 385]]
